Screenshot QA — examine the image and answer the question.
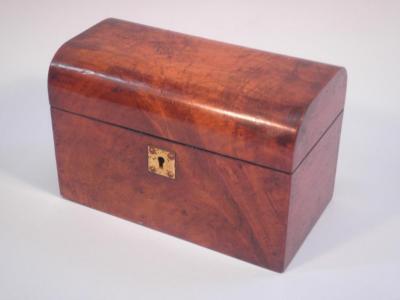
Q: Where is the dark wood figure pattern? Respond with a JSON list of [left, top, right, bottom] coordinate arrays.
[[48, 18, 347, 272]]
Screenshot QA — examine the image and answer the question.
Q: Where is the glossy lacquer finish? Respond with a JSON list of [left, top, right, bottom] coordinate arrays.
[[48, 18, 347, 172], [51, 108, 343, 272], [48, 18, 347, 272]]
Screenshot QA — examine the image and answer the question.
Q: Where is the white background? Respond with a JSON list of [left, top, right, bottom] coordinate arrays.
[[1, 0, 399, 299]]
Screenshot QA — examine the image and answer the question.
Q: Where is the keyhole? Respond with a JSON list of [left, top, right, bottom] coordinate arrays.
[[158, 156, 165, 169]]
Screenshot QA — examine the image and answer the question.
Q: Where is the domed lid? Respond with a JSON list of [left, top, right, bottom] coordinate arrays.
[[48, 18, 347, 173]]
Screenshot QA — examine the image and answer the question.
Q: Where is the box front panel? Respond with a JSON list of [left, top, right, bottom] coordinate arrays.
[[51, 108, 291, 272]]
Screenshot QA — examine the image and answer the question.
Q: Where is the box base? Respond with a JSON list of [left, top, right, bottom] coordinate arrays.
[[51, 107, 343, 272]]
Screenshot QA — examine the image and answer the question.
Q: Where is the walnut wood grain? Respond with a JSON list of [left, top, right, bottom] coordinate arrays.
[[51, 107, 343, 272], [48, 19, 347, 272], [48, 18, 347, 173]]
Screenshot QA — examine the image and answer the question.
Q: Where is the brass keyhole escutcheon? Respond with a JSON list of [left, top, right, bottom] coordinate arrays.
[[148, 146, 175, 179]]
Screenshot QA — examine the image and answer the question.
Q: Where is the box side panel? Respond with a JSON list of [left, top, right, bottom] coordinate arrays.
[[284, 113, 343, 269], [51, 108, 291, 272]]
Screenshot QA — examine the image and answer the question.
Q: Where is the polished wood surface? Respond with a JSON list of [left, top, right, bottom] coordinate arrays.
[[48, 19, 347, 272], [285, 113, 343, 268], [48, 18, 347, 173], [51, 108, 343, 272]]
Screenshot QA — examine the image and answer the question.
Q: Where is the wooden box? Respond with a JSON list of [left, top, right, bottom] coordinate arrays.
[[48, 18, 347, 272]]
